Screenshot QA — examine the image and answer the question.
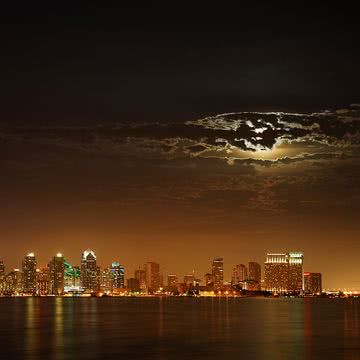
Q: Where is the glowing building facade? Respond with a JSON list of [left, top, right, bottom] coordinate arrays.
[[22, 253, 37, 294], [304, 272, 322, 295], [264, 252, 304, 293], [81, 249, 98, 292], [49, 253, 65, 295], [0, 260, 4, 294], [212, 257, 224, 290], [111, 262, 125, 289], [100, 268, 113, 292], [167, 274, 178, 289], [232, 264, 247, 286], [204, 273, 213, 287], [37, 267, 50, 295], [184, 274, 195, 288], [264, 254, 290, 292], [288, 252, 304, 292], [145, 262, 160, 293]]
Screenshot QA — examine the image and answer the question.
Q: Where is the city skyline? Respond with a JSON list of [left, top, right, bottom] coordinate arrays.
[[1, 4, 359, 359], [1, 7, 359, 296], [0, 249, 328, 292]]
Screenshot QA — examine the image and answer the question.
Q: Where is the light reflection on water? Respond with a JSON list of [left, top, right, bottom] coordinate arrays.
[[0, 297, 359, 359]]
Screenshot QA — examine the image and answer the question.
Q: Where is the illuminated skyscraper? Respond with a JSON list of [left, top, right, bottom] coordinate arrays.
[[135, 268, 146, 291], [184, 273, 195, 288], [0, 259, 5, 278], [264, 252, 304, 293], [212, 257, 224, 290], [144, 262, 160, 293], [264, 254, 289, 292], [232, 264, 247, 285], [248, 262, 261, 290], [49, 253, 65, 295], [37, 267, 50, 295], [100, 268, 113, 292], [22, 253, 37, 294], [204, 273, 213, 287], [0, 260, 5, 294], [81, 249, 98, 292], [64, 261, 81, 290], [304, 272, 322, 295], [288, 252, 304, 292], [167, 274, 178, 288], [111, 262, 125, 289], [3, 269, 22, 295]]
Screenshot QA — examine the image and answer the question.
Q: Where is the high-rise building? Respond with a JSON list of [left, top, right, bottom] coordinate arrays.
[[135, 268, 146, 291], [22, 253, 37, 294], [232, 264, 247, 285], [304, 272, 322, 295], [111, 262, 125, 289], [264, 252, 304, 293], [248, 262, 261, 290], [184, 274, 195, 288], [264, 254, 289, 292], [37, 267, 50, 295], [3, 269, 22, 295], [100, 268, 113, 293], [212, 257, 224, 290], [0, 259, 5, 278], [127, 278, 140, 292], [64, 261, 81, 290], [81, 249, 98, 292], [204, 273, 213, 287], [49, 253, 65, 295], [144, 262, 160, 293], [0, 260, 5, 294], [288, 252, 304, 292], [167, 274, 178, 288]]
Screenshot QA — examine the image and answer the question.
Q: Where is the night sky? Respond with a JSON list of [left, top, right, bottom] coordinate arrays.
[[1, 4, 359, 289]]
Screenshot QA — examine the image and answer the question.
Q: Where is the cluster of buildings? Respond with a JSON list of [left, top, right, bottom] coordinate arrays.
[[0, 250, 322, 296]]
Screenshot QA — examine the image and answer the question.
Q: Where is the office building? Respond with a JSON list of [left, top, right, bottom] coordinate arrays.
[[81, 249, 98, 292], [100, 268, 113, 293], [37, 267, 50, 295], [184, 273, 195, 288], [304, 272, 322, 295], [145, 262, 161, 293], [288, 252, 304, 292], [264, 252, 304, 293], [232, 264, 247, 285], [127, 278, 140, 292], [49, 253, 65, 295], [0, 260, 4, 293], [64, 261, 81, 290], [264, 253, 289, 292], [212, 257, 224, 290], [111, 262, 125, 289], [135, 268, 146, 291], [0, 259, 5, 278], [167, 274, 178, 288], [22, 253, 37, 294], [204, 273, 213, 287], [248, 262, 261, 290], [3, 269, 22, 295]]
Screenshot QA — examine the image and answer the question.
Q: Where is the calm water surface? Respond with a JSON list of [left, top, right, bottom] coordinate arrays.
[[0, 297, 359, 359]]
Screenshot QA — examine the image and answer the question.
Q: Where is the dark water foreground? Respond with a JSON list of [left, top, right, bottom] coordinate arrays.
[[0, 297, 359, 360]]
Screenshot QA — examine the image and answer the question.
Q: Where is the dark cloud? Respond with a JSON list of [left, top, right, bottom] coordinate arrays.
[[1, 109, 359, 161]]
